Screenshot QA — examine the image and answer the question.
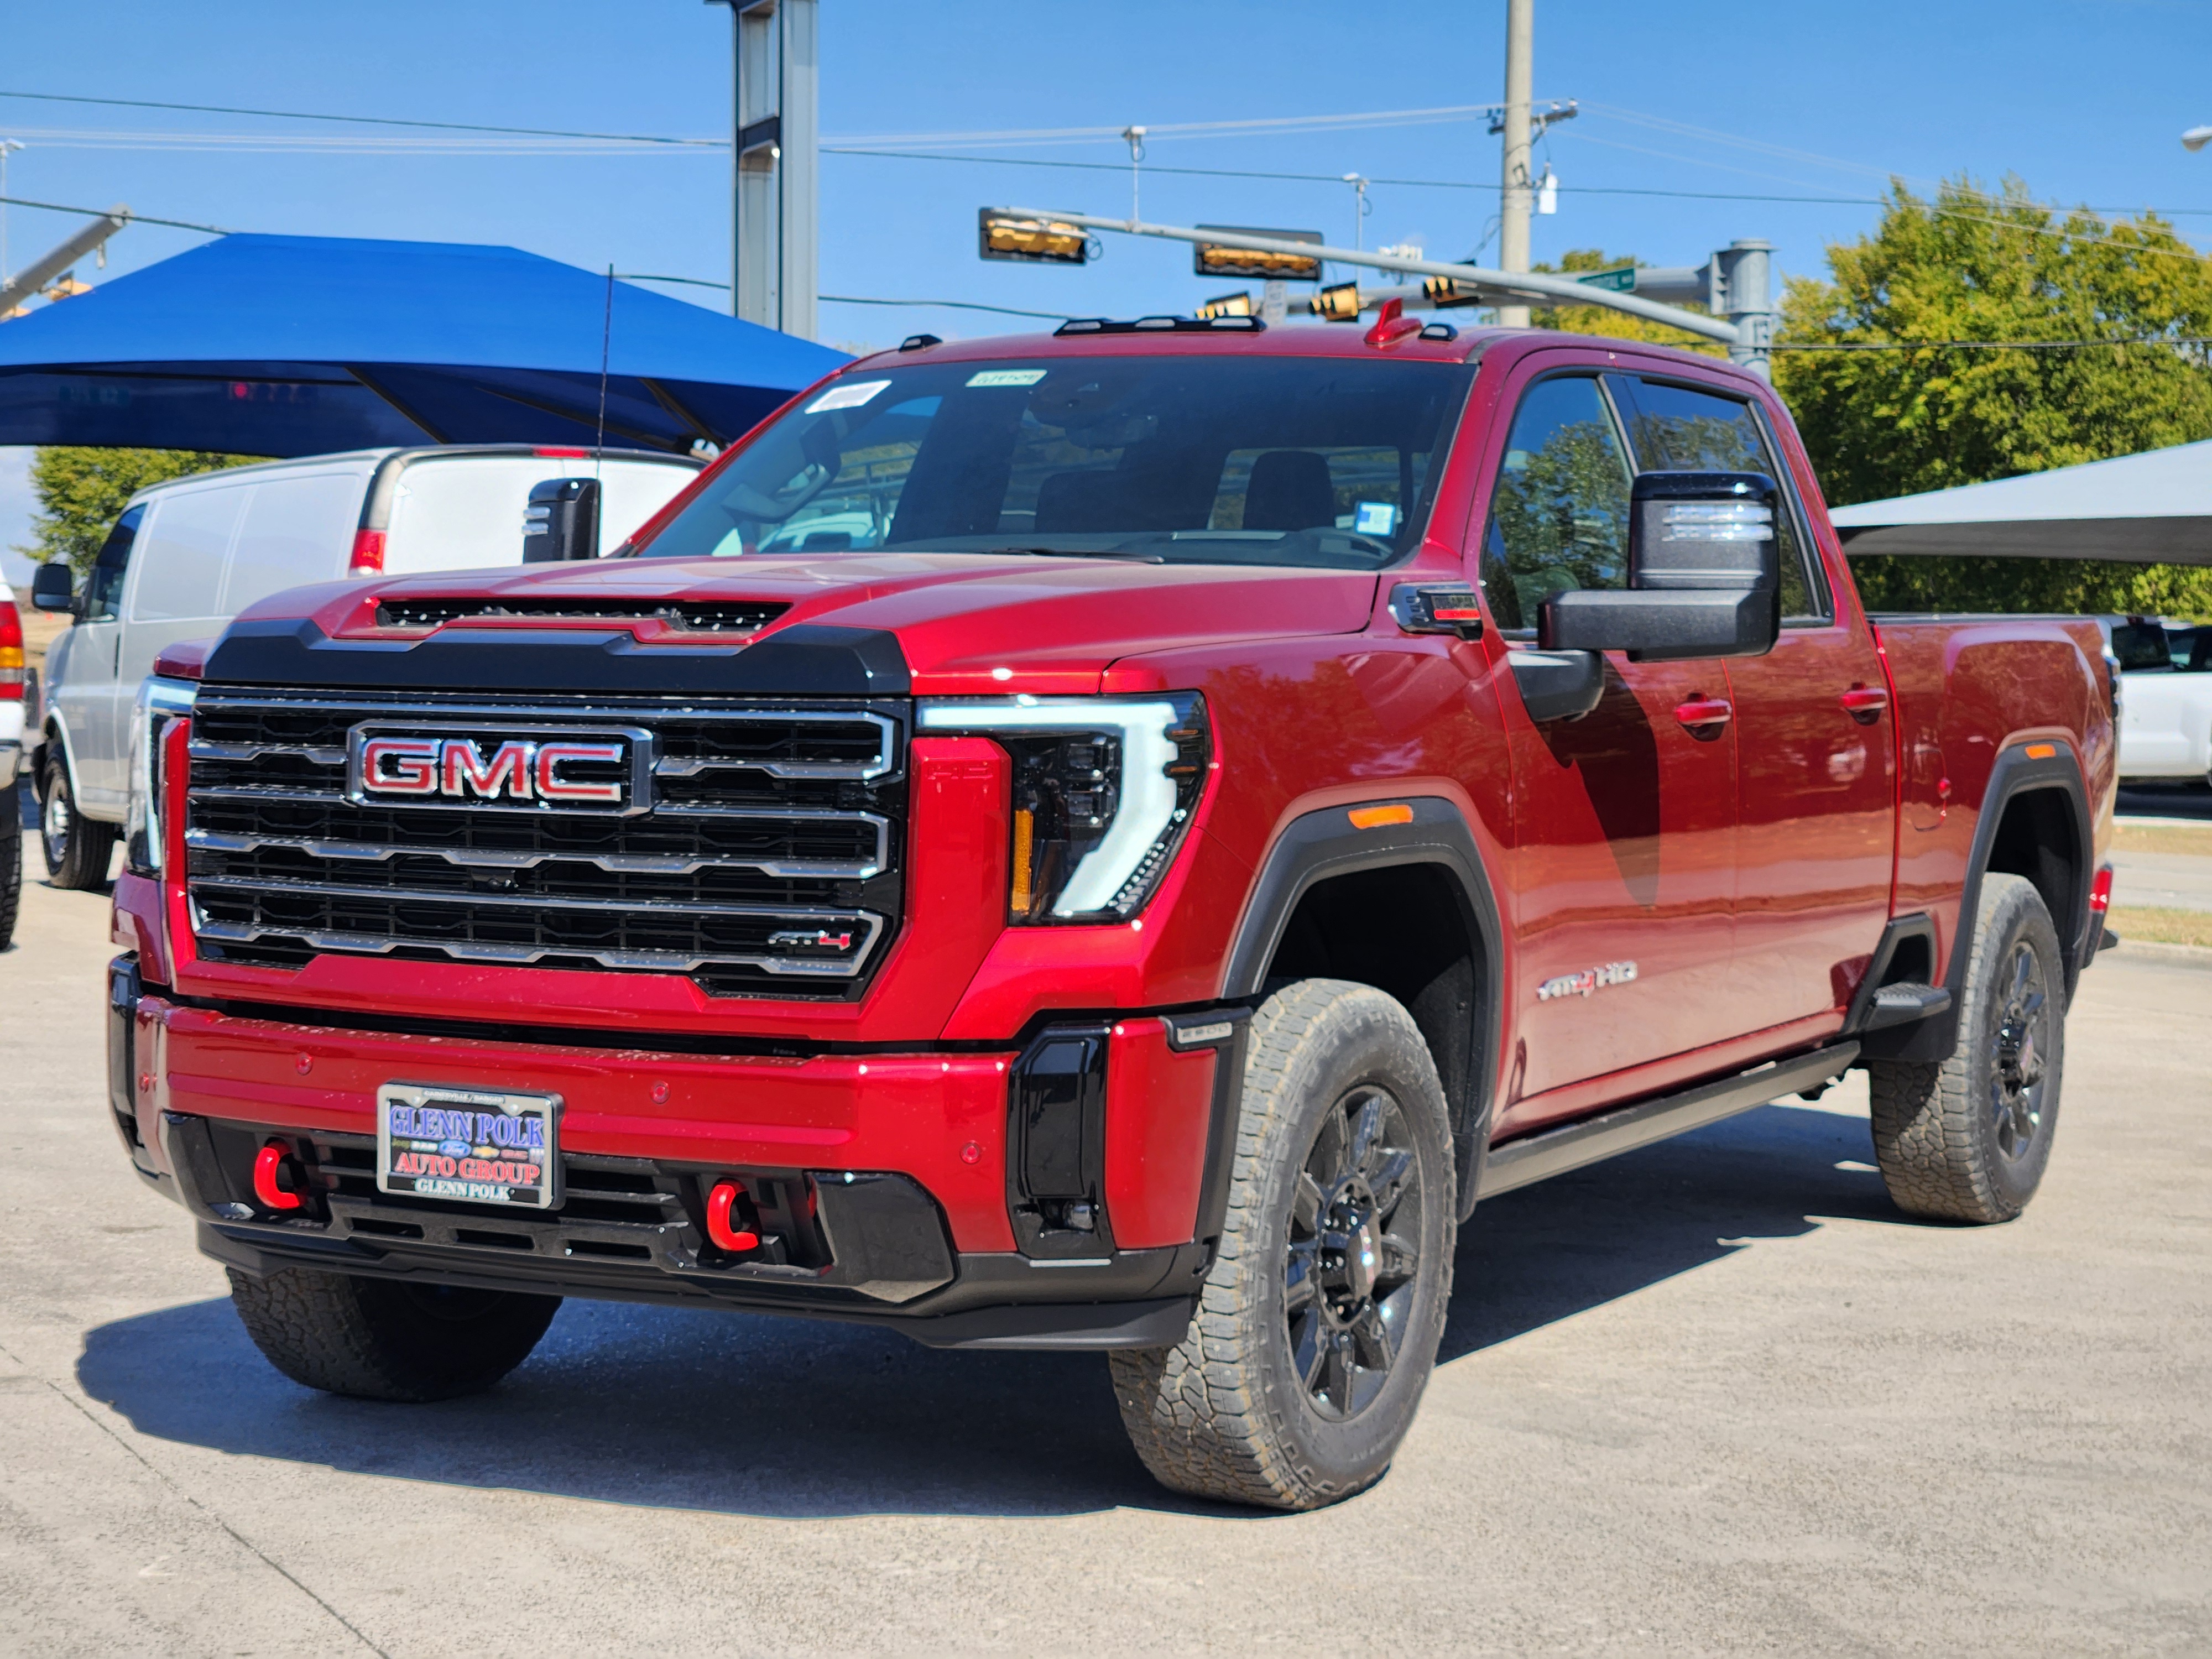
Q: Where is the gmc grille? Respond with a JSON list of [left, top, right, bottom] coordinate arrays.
[[183, 685, 907, 998]]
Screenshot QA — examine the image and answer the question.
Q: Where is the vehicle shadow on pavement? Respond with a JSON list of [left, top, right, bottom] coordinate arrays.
[[75, 1102, 1896, 1520]]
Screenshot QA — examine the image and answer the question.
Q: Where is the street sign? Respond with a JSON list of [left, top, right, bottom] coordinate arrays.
[[1576, 265, 1636, 293]]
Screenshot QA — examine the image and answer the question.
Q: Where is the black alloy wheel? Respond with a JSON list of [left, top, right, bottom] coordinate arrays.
[[1988, 940, 2051, 1162], [1286, 1086, 1425, 1421]]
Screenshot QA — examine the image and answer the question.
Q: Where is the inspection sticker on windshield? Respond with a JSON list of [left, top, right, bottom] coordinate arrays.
[[966, 368, 1048, 388], [1353, 500, 1399, 536], [376, 1083, 562, 1210], [804, 379, 891, 414]]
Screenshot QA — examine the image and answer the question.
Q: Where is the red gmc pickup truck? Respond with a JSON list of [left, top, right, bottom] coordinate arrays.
[[103, 317, 2116, 1511]]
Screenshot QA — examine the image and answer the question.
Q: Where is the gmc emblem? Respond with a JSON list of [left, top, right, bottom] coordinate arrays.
[[347, 723, 654, 815]]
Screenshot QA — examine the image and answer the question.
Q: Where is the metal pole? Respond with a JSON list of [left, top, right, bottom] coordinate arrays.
[[1002, 207, 1745, 346], [0, 206, 129, 316], [1496, 0, 1535, 327], [780, 0, 818, 340], [1717, 238, 1773, 382]]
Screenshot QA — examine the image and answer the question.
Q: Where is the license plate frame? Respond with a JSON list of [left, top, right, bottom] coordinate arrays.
[[375, 1082, 563, 1211]]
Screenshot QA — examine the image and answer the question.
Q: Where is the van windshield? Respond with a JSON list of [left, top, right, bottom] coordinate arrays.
[[631, 355, 1478, 570]]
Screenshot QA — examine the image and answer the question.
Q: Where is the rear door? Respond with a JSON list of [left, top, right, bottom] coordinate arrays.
[[1608, 371, 1895, 1031], [381, 455, 697, 573], [1477, 363, 1742, 1108]]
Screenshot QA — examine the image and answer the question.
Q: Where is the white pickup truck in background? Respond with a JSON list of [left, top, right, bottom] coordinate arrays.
[[2112, 617, 2212, 786]]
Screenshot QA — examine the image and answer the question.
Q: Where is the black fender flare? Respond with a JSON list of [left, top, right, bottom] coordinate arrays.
[[1218, 796, 1507, 1221], [1865, 740, 2092, 1063]]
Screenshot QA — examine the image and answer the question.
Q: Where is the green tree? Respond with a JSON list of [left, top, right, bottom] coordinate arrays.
[[1774, 176, 2212, 619], [17, 447, 250, 573]]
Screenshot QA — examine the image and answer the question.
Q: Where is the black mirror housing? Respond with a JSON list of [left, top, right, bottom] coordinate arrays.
[[30, 561, 77, 614], [522, 476, 602, 563], [1537, 471, 1782, 662]]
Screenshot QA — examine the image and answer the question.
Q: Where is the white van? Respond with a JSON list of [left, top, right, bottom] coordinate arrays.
[[2111, 617, 2212, 785], [30, 444, 702, 887]]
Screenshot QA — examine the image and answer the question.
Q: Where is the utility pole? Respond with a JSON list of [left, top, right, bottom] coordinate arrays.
[[1496, 0, 1535, 328], [707, 0, 818, 340], [0, 140, 22, 285]]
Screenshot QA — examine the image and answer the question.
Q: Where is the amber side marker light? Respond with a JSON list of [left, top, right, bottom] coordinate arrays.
[[2024, 742, 2058, 759], [1348, 804, 1415, 830]]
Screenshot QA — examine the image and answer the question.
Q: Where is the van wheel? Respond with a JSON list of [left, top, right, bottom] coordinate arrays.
[[40, 753, 115, 890], [0, 779, 20, 948], [1866, 873, 2065, 1224], [1109, 979, 1456, 1511], [228, 1267, 560, 1402]]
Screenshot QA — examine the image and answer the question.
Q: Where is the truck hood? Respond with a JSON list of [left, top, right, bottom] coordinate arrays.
[[240, 552, 1383, 695]]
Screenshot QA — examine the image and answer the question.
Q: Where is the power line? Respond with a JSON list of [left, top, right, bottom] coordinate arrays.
[[1773, 336, 2212, 352], [622, 274, 1074, 320], [0, 87, 717, 147], [0, 192, 228, 233]]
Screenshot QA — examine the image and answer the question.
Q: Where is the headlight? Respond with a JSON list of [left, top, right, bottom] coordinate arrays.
[[917, 694, 1211, 924], [126, 676, 196, 878]]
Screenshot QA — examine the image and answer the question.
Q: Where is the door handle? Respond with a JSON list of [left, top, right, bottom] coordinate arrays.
[[1673, 696, 1732, 736], [1840, 686, 1889, 723]]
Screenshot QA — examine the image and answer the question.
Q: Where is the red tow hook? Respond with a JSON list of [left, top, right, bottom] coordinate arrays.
[[252, 1140, 305, 1212], [706, 1180, 759, 1253]]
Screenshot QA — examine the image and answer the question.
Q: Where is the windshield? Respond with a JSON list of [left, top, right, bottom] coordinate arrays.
[[632, 354, 1477, 569]]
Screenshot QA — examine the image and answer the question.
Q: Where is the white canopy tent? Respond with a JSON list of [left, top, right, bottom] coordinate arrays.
[[1829, 439, 2212, 565]]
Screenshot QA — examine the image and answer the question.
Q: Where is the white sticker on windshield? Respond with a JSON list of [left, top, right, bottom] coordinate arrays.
[[1353, 500, 1399, 536], [805, 379, 892, 414], [966, 368, 1048, 388]]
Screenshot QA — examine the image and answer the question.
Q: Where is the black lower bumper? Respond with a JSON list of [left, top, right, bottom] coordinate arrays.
[[195, 1220, 1202, 1349], [164, 1108, 1203, 1352]]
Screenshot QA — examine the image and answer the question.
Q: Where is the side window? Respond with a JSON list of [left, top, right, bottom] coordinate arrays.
[[1613, 377, 1832, 623], [1479, 375, 1634, 633], [82, 504, 144, 622]]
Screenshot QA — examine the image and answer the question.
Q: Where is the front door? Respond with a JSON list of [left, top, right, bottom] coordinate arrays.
[[1477, 367, 1741, 1114], [50, 504, 141, 810], [1606, 372, 1895, 1031]]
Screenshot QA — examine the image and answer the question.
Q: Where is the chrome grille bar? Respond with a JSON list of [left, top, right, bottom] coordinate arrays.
[[186, 817, 890, 880]]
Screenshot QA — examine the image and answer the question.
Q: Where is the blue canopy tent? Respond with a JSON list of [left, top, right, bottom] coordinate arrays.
[[0, 233, 847, 456]]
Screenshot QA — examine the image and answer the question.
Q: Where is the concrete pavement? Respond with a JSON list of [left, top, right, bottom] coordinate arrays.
[[2, 855, 2208, 1657]]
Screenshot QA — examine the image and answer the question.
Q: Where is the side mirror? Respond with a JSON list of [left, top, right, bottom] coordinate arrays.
[[30, 561, 77, 614], [522, 476, 601, 563], [1539, 472, 1782, 662]]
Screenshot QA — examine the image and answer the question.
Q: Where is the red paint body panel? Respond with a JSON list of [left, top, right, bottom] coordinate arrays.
[[1102, 1020, 1217, 1250], [114, 325, 2116, 1286]]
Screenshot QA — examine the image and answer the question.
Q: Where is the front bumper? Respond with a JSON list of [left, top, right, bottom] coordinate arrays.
[[111, 960, 1243, 1349]]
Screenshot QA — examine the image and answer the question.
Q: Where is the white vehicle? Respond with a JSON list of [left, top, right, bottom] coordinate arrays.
[[2112, 617, 2212, 785], [29, 444, 702, 888]]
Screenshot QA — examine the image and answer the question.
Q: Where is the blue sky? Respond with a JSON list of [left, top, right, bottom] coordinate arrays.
[[6, 0, 2212, 577]]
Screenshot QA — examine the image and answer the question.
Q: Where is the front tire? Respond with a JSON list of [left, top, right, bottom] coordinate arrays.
[[1866, 873, 2065, 1224], [228, 1267, 560, 1402], [40, 752, 116, 890], [1110, 979, 1456, 1511]]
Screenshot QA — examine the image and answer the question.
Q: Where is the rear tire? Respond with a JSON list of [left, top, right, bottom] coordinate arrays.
[[0, 779, 20, 948], [227, 1267, 560, 1402], [1866, 873, 2065, 1224], [40, 752, 115, 891], [1109, 979, 1456, 1511]]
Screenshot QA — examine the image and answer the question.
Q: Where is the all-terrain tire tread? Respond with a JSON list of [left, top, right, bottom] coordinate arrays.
[[227, 1266, 556, 1402], [1109, 979, 1453, 1510], [1865, 873, 2061, 1225]]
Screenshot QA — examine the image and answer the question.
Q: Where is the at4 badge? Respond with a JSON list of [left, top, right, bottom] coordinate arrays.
[[1537, 961, 1639, 1001]]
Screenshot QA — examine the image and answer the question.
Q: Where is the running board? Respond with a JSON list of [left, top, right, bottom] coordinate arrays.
[[1478, 1041, 1861, 1199]]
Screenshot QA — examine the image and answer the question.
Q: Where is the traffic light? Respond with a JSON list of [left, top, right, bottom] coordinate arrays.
[[978, 210, 1092, 265]]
